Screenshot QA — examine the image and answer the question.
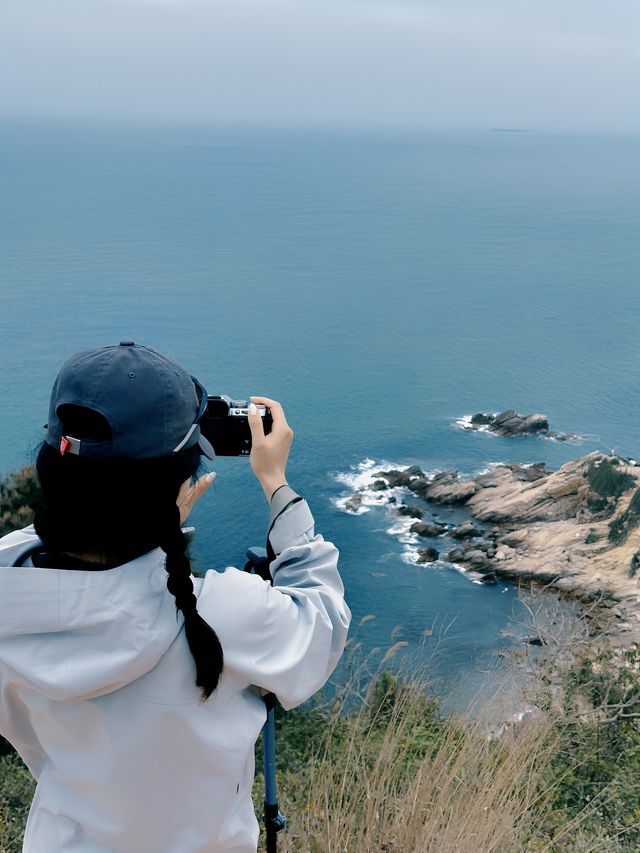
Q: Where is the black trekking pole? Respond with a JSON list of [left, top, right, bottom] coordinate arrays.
[[244, 547, 287, 852]]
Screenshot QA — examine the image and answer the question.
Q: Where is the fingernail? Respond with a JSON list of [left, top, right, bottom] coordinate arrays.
[[206, 472, 217, 484], [249, 403, 257, 415]]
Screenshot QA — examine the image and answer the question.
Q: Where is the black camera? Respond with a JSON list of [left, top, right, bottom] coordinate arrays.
[[200, 396, 273, 456]]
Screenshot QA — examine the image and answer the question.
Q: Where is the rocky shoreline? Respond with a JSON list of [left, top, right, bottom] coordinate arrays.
[[343, 453, 640, 647]]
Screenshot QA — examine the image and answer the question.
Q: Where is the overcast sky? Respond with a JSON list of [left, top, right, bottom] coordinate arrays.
[[1, 0, 637, 132]]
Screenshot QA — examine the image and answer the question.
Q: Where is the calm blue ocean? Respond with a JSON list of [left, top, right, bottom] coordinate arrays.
[[1, 121, 638, 704]]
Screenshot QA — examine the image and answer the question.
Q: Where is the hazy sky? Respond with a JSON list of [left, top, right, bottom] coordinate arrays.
[[1, 0, 637, 132]]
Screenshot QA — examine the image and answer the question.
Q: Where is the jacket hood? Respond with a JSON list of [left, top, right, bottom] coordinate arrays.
[[0, 527, 181, 701]]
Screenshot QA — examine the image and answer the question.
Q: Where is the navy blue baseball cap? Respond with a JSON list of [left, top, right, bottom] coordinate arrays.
[[46, 341, 215, 460]]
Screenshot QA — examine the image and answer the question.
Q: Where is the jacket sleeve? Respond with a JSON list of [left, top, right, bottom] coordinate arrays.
[[246, 486, 351, 710]]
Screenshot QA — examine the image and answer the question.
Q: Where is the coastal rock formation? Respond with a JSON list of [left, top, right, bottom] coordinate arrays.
[[377, 466, 425, 488], [396, 504, 424, 518], [425, 477, 477, 505], [342, 451, 640, 646], [440, 453, 640, 644], [416, 547, 439, 563], [396, 504, 424, 519], [378, 467, 477, 506], [503, 462, 548, 482], [471, 410, 549, 436], [410, 521, 447, 537], [463, 410, 582, 442], [344, 493, 363, 512], [450, 521, 484, 539]]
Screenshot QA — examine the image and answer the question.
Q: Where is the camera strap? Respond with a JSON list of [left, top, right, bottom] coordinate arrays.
[[241, 493, 303, 851], [245, 493, 303, 582]]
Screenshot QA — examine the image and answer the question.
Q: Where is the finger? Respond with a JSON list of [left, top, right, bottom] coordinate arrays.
[[250, 396, 288, 430], [193, 471, 216, 500], [247, 401, 266, 444]]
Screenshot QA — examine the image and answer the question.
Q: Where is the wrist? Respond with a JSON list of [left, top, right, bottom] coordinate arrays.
[[262, 478, 288, 502]]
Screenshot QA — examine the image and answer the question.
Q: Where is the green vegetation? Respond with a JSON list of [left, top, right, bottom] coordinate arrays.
[[609, 486, 640, 545], [545, 646, 640, 849], [0, 466, 39, 539], [586, 458, 635, 501], [0, 752, 34, 852], [585, 458, 635, 517]]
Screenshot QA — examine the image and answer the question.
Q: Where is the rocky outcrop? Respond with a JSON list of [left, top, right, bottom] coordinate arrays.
[[378, 467, 477, 506], [416, 547, 439, 563], [466, 457, 604, 524], [396, 504, 424, 519], [410, 521, 447, 537], [450, 521, 483, 539], [503, 462, 548, 482], [345, 451, 640, 646], [376, 466, 425, 488], [425, 475, 477, 505], [470, 410, 549, 435], [344, 494, 363, 512], [439, 453, 640, 646], [463, 410, 582, 442]]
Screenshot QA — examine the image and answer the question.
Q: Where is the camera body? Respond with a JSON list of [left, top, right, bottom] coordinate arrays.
[[200, 396, 273, 456]]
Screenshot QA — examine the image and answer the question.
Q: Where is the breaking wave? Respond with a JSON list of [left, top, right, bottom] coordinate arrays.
[[331, 458, 489, 584]]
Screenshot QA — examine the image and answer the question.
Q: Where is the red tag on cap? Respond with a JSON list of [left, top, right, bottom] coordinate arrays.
[[60, 436, 71, 456]]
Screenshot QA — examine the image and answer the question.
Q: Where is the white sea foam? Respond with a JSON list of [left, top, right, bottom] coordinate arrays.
[[455, 414, 495, 432], [332, 457, 384, 491], [448, 561, 485, 585], [472, 461, 508, 477], [546, 432, 589, 444], [332, 496, 370, 515], [331, 458, 412, 516], [386, 517, 419, 542], [332, 458, 485, 582], [400, 549, 420, 565]]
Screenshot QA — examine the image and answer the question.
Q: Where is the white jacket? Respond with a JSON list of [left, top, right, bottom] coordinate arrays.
[[0, 487, 351, 852]]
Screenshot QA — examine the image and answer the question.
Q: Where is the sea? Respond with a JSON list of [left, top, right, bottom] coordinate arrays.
[[1, 120, 638, 709]]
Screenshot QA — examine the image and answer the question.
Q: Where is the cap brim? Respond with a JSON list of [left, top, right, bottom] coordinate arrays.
[[198, 434, 216, 460]]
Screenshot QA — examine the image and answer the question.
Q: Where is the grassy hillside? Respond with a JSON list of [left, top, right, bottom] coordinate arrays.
[[251, 655, 640, 852]]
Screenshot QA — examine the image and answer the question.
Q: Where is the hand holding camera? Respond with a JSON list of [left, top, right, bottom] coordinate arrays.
[[198, 391, 292, 501], [247, 396, 293, 501]]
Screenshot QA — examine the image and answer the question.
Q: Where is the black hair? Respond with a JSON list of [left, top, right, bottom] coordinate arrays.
[[33, 406, 223, 701]]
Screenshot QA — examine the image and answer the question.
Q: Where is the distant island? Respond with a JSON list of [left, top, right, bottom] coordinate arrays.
[[491, 127, 531, 133], [457, 409, 584, 442]]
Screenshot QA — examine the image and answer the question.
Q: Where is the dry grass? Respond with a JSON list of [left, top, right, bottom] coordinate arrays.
[[275, 675, 567, 853], [4, 595, 639, 852]]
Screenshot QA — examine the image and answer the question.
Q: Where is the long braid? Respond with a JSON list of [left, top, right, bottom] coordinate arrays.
[[160, 502, 224, 701], [34, 440, 223, 702]]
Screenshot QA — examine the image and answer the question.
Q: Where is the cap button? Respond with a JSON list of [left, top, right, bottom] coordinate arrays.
[[119, 340, 135, 346]]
